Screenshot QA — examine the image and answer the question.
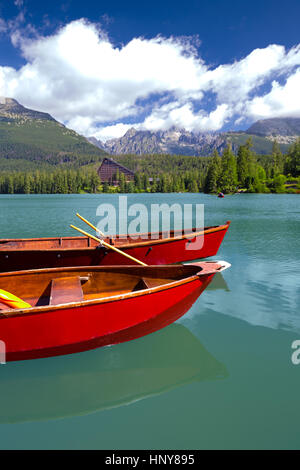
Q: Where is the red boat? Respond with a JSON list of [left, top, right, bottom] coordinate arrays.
[[0, 261, 230, 361], [0, 221, 231, 272]]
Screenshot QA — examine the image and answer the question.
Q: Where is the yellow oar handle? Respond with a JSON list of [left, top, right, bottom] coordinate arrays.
[[76, 213, 105, 237], [0, 289, 31, 309]]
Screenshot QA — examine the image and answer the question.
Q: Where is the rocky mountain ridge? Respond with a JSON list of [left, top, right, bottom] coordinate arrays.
[[246, 117, 300, 137], [0, 97, 56, 122], [89, 117, 299, 156], [0, 97, 298, 158], [89, 128, 231, 156], [0, 97, 106, 167]]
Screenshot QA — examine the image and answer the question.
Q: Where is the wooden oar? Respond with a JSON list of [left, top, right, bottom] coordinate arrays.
[[70, 224, 147, 266], [76, 213, 105, 237]]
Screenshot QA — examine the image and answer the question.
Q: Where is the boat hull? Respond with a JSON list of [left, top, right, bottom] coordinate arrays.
[[0, 222, 230, 272], [0, 267, 216, 361]]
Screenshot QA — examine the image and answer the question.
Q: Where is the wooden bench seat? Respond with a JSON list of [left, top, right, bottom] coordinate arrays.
[[49, 276, 84, 306]]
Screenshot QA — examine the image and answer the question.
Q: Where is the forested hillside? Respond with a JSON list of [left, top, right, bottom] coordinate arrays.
[[1, 139, 299, 194]]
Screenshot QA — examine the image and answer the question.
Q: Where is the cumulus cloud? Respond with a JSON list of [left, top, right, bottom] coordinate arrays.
[[142, 101, 231, 133], [244, 68, 300, 119], [91, 123, 136, 141], [207, 45, 288, 103], [0, 18, 300, 140]]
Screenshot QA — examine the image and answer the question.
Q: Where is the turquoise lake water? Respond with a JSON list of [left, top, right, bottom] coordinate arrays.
[[0, 193, 299, 449]]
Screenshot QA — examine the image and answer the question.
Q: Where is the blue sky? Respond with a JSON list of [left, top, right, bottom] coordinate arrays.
[[0, 0, 300, 140]]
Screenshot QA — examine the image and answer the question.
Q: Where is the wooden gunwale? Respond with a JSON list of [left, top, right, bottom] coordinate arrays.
[[0, 222, 231, 252], [0, 263, 220, 318]]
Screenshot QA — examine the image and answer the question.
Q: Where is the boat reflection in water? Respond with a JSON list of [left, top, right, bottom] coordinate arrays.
[[205, 272, 230, 292], [0, 323, 227, 423]]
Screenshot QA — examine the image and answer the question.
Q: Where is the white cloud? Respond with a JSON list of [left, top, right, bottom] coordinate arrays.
[[92, 123, 135, 141], [206, 45, 287, 104], [244, 68, 300, 120], [67, 116, 135, 141], [0, 18, 300, 140], [0, 20, 208, 122], [142, 101, 230, 133], [283, 44, 300, 68]]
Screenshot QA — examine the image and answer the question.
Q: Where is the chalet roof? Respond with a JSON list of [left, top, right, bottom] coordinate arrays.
[[99, 157, 135, 175]]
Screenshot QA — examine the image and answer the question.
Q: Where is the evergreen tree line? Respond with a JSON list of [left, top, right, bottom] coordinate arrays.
[[111, 169, 204, 193], [204, 138, 300, 194], [0, 168, 204, 194], [0, 138, 299, 194], [0, 169, 100, 194]]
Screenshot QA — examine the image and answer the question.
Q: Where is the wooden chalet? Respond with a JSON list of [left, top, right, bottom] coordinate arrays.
[[98, 158, 135, 183]]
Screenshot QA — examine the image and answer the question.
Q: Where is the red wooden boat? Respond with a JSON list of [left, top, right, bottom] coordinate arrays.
[[0, 221, 231, 272], [0, 261, 230, 361]]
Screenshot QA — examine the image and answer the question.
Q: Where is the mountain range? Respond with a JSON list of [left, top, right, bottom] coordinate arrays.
[[246, 117, 300, 140], [0, 97, 105, 171], [89, 118, 300, 156], [0, 97, 55, 122], [0, 97, 299, 171]]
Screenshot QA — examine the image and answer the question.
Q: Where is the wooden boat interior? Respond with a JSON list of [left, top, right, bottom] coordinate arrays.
[[0, 264, 203, 313]]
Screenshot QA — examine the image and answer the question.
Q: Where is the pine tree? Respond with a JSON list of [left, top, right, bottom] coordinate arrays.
[[188, 179, 199, 192], [134, 173, 143, 192], [119, 173, 126, 193], [90, 171, 100, 193], [24, 174, 31, 194], [7, 176, 14, 194], [102, 181, 109, 192], [286, 138, 300, 177], [219, 146, 238, 193], [272, 140, 284, 175], [204, 150, 222, 193], [237, 146, 249, 187]]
